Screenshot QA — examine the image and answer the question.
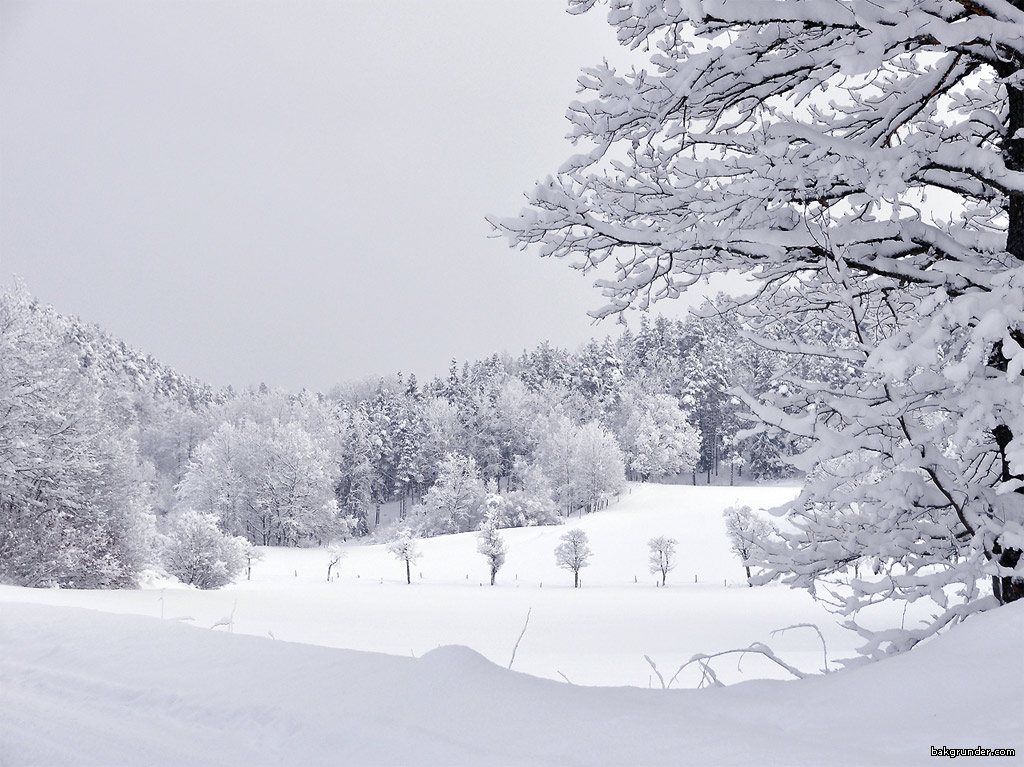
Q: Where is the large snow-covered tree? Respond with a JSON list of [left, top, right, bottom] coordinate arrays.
[[496, 0, 1024, 652], [612, 385, 701, 481], [178, 419, 340, 546], [0, 285, 154, 588], [415, 452, 488, 536], [534, 415, 625, 515]]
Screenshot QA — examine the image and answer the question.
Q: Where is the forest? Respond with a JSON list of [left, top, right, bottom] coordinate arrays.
[[0, 282, 808, 589]]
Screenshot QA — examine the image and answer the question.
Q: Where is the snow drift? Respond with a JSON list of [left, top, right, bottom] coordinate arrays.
[[1, 600, 1019, 767]]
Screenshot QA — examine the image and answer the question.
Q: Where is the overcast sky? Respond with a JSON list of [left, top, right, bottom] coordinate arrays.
[[1, 1, 709, 392]]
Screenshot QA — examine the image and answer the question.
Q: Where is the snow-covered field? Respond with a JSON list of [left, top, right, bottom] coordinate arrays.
[[1, 483, 1020, 765]]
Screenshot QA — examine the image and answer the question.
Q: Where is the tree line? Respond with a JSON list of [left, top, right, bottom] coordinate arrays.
[[0, 282, 803, 588]]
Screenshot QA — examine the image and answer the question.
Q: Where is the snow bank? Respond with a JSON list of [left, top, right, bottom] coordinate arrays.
[[1, 600, 1019, 767]]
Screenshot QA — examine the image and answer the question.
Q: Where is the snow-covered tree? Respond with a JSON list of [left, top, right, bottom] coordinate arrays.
[[614, 387, 701, 481], [335, 407, 377, 536], [555, 528, 592, 588], [535, 416, 625, 516], [326, 543, 344, 582], [723, 506, 776, 587], [496, 0, 1024, 653], [576, 421, 627, 514], [534, 415, 580, 515], [418, 396, 468, 487], [177, 419, 340, 546], [386, 527, 421, 585], [416, 453, 487, 536], [0, 285, 153, 588], [162, 510, 247, 589], [648, 536, 678, 587], [501, 459, 562, 527], [476, 506, 508, 586]]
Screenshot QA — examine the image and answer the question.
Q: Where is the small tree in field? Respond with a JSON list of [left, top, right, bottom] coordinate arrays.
[[476, 516, 507, 586], [386, 527, 420, 585], [648, 536, 678, 587], [723, 506, 776, 587], [555, 528, 591, 588], [243, 542, 262, 581], [326, 544, 344, 582]]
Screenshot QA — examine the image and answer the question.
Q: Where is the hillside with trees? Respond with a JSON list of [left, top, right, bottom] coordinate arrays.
[[0, 281, 805, 589]]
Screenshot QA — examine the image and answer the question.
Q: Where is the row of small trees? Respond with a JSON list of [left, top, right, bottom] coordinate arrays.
[[382, 504, 774, 590]]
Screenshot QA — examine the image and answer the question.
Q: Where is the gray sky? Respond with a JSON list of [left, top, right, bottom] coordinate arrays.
[[1, 1, 706, 392]]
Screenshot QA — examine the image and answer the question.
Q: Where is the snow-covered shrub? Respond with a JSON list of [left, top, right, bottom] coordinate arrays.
[[162, 511, 248, 589], [480, 489, 560, 530]]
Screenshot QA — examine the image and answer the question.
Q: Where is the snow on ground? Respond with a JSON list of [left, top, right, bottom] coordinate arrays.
[[1, 600, 1020, 767], [1, 483, 1020, 765], [1, 483, 867, 687]]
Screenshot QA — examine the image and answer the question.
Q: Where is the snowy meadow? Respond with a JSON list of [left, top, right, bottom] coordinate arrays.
[[6, 0, 1024, 763], [2, 482, 1020, 766]]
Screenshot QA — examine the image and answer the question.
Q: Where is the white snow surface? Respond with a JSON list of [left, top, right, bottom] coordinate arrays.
[[1, 483, 1020, 765]]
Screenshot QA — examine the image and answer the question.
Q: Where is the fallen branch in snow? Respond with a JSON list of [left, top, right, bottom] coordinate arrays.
[[696, 659, 723, 689], [210, 601, 237, 633], [667, 644, 809, 688], [556, 671, 574, 685], [769, 623, 830, 673], [507, 608, 532, 670]]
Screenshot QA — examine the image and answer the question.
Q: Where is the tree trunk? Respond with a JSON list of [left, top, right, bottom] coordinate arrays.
[[406, 558, 411, 585], [574, 570, 579, 588], [992, 81, 1024, 604], [993, 542, 1024, 603], [490, 568, 496, 586], [744, 564, 752, 587]]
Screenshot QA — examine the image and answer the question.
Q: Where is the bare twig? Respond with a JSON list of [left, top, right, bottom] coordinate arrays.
[[643, 654, 667, 689], [769, 623, 831, 673], [556, 671, 574, 685], [697, 659, 724, 689], [507, 608, 532, 670], [667, 643, 809, 688]]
